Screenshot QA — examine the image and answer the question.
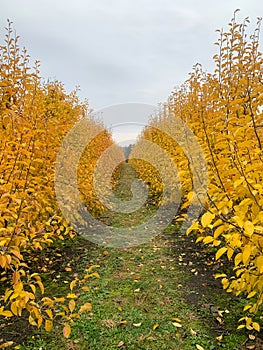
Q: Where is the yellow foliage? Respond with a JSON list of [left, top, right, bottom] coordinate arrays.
[[130, 13, 263, 329], [0, 21, 115, 344]]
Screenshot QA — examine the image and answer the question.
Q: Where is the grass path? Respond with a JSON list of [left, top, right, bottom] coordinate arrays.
[[20, 164, 252, 350]]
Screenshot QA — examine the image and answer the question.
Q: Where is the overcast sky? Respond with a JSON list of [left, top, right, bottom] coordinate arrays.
[[1, 1, 262, 142]]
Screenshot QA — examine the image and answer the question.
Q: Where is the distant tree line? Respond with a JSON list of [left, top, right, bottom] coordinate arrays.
[[121, 144, 134, 161]]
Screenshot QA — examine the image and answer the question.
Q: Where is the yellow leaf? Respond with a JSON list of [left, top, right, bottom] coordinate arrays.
[[216, 247, 227, 260], [234, 178, 243, 188], [203, 236, 214, 244], [79, 302, 92, 313], [54, 297, 65, 303], [45, 309, 53, 319], [4, 289, 13, 303], [186, 221, 199, 235], [216, 334, 223, 342], [227, 247, 234, 260], [63, 324, 71, 338], [213, 225, 225, 238], [247, 291, 257, 299], [0, 310, 13, 317], [10, 302, 18, 316], [244, 221, 254, 236], [119, 320, 127, 326], [81, 286, 90, 292], [196, 345, 205, 350], [56, 311, 65, 316], [36, 280, 45, 294], [233, 216, 243, 228], [69, 299, 75, 313], [234, 252, 242, 266], [213, 240, 221, 247], [92, 272, 100, 278], [237, 324, 245, 330], [0, 255, 7, 269], [201, 212, 215, 227], [29, 315, 37, 326], [242, 245, 251, 265], [252, 322, 260, 332], [172, 322, 182, 328], [0, 342, 14, 349], [216, 317, 223, 323], [45, 319, 53, 332], [87, 265, 100, 272], [190, 328, 197, 336], [215, 273, 227, 278], [66, 293, 77, 299], [29, 284, 36, 294], [13, 272, 20, 284], [153, 323, 159, 330], [243, 304, 252, 311], [70, 279, 77, 291], [133, 322, 142, 327]]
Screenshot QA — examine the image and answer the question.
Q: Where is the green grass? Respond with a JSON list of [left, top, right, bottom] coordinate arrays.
[[70, 243, 219, 350], [21, 240, 219, 350]]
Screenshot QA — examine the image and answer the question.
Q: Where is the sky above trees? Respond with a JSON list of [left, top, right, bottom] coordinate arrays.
[[1, 0, 262, 142]]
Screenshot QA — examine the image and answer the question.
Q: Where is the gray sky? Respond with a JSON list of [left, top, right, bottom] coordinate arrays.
[[1, 1, 262, 141]]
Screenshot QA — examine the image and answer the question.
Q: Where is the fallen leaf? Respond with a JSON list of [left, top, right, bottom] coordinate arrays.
[[196, 345, 205, 350], [153, 323, 159, 330], [63, 324, 71, 338], [69, 299, 76, 313], [172, 322, 182, 328], [66, 293, 77, 299], [0, 342, 14, 349], [81, 286, 90, 292], [45, 319, 53, 332], [79, 302, 92, 313], [216, 317, 223, 323], [190, 328, 197, 336], [218, 307, 226, 315], [133, 322, 142, 327], [118, 320, 127, 328], [92, 272, 100, 278], [216, 334, 223, 342], [87, 265, 100, 272]]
